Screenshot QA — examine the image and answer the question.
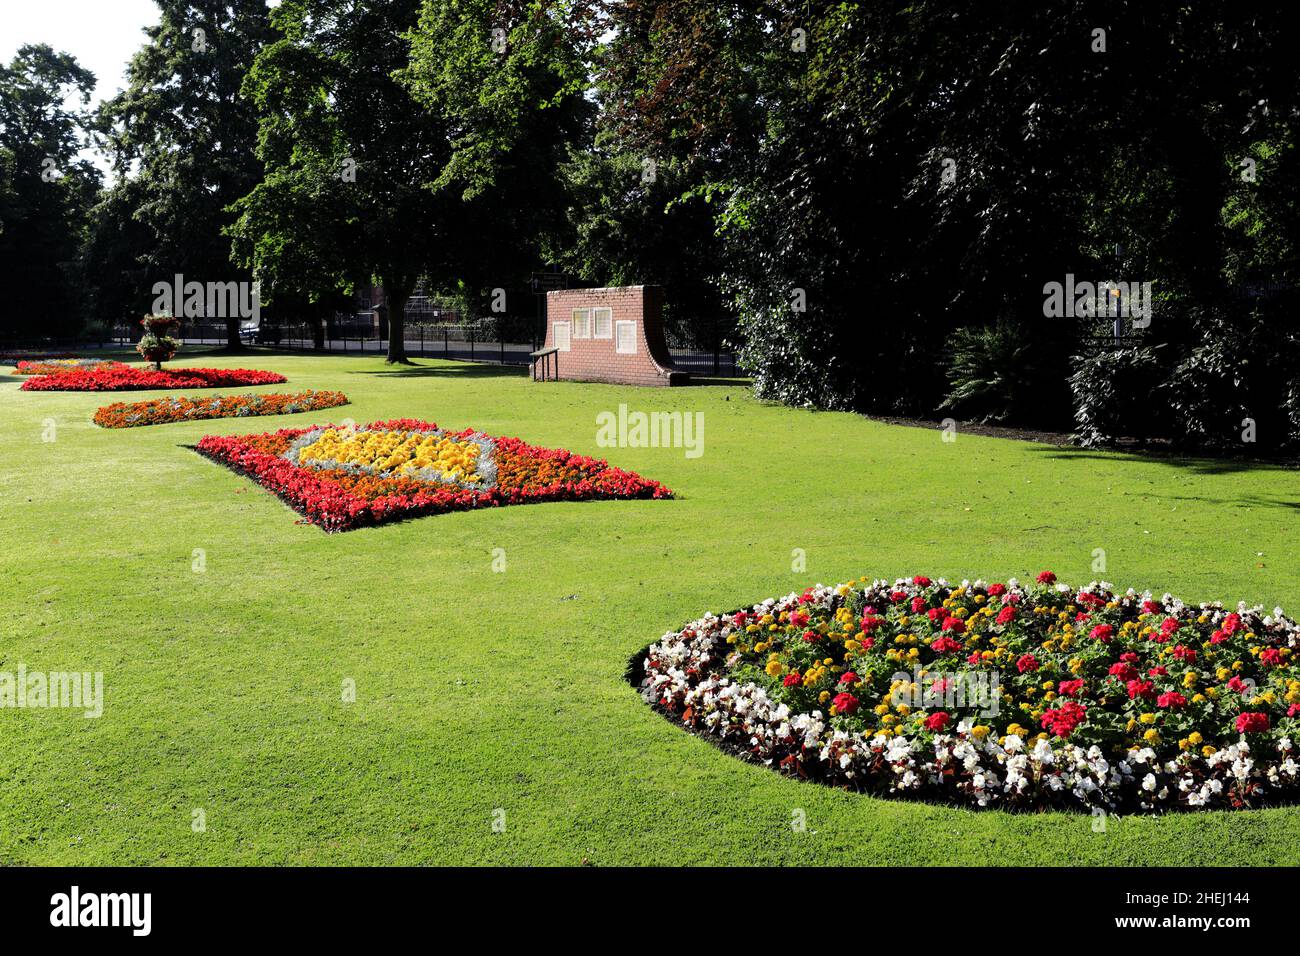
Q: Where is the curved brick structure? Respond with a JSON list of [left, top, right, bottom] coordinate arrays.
[[537, 285, 687, 386]]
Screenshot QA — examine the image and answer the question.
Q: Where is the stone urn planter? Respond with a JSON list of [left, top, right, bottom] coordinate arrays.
[[137, 312, 182, 370]]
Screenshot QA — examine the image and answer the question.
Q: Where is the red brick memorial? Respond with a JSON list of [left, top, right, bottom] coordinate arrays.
[[532, 285, 687, 386]]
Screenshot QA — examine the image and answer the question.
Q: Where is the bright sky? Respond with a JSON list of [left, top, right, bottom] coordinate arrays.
[[1, 0, 163, 173], [1, 0, 163, 107]]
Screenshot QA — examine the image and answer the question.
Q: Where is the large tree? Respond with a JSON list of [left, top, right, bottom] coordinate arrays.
[[233, 0, 458, 363], [96, 0, 273, 349], [596, 1, 1300, 416], [0, 45, 101, 341]]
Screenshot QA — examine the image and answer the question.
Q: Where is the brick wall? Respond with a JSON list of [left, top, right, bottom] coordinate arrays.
[[539, 285, 686, 386]]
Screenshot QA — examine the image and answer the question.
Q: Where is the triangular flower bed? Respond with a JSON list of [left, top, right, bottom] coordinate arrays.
[[196, 418, 671, 531]]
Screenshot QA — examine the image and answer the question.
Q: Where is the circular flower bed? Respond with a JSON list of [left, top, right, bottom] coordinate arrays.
[[636, 573, 1300, 813], [93, 390, 349, 428], [20, 365, 286, 392]]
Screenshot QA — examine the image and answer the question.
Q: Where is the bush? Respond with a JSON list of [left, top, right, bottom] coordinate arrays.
[[940, 320, 1074, 427], [1068, 343, 1170, 446]]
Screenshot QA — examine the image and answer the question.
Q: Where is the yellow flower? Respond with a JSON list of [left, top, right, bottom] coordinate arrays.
[[764, 660, 783, 677], [1143, 728, 1160, 743]]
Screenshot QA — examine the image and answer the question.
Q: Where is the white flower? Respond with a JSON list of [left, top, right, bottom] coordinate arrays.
[[1142, 773, 1157, 791]]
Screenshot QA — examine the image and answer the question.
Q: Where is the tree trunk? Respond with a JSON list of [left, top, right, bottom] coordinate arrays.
[[225, 315, 242, 351], [311, 314, 325, 350], [385, 284, 411, 363]]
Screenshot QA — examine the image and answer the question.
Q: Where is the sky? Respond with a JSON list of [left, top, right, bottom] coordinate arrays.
[[1, 0, 164, 173], [1, 0, 163, 106]]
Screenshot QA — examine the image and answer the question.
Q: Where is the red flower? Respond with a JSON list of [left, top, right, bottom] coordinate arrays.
[[1148, 666, 1167, 677], [1157, 691, 1187, 709], [941, 616, 966, 633], [924, 711, 950, 731], [832, 692, 860, 715], [1036, 571, 1057, 585], [1222, 613, 1243, 635], [782, 673, 802, 687], [1040, 701, 1087, 739], [1226, 675, 1248, 694], [910, 596, 927, 613], [1126, 679, 1156, 700], [1089, 624, 1115, 643], [1261, 648, 1283, 666], [1057, 679, 1085, 697], [912, 575, 931, 586], [790, 610, 810, 627], [860, 614, 885, 633], [1236, 712, 1270, 733], [838, 671, 858, 685], [801, 629, 820, 643], [931, 635, 963, 654], [996, 606, 1016, 625], [1172, 644, 1197, 662], [987, 583, 1006, 597], [1108, 662, 1137, 681], [1016, 653, 1039, 673]]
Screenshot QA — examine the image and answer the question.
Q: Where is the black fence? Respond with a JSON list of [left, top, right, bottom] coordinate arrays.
[[242, 319, 742, 376], [23, 316, 742, 377]]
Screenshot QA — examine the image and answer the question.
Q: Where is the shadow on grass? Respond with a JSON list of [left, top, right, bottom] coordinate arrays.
[[345, 362, 527, 379], [1029, 445, 1299, 477], [684, 375, 752, 387]]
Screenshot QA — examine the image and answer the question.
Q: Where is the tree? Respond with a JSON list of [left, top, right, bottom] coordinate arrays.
[[234, 0, 458, 363], [400, 0, 596, 325], [599, 1, 1300, 418], [97, 0, 273, 349], [0, 45, 101, 341]]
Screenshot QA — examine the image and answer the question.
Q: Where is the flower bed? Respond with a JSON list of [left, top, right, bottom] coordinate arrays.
[[195, 418, 672, 531], [636, 572, 1300, 813], [93, 390, 350, 428], [15, 358, 127, 375], [1, 351, 78, 365], [20, 365, 287, 392]]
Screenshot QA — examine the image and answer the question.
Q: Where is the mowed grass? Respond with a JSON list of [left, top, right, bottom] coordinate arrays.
[[3, 349, 1300, 866]]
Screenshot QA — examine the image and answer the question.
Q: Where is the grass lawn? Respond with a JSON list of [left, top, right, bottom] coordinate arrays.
[[3, 349, 1300, 866]]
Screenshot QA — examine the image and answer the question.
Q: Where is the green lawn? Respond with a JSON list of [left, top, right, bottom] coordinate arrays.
[[3, 349, 1300, 866]]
